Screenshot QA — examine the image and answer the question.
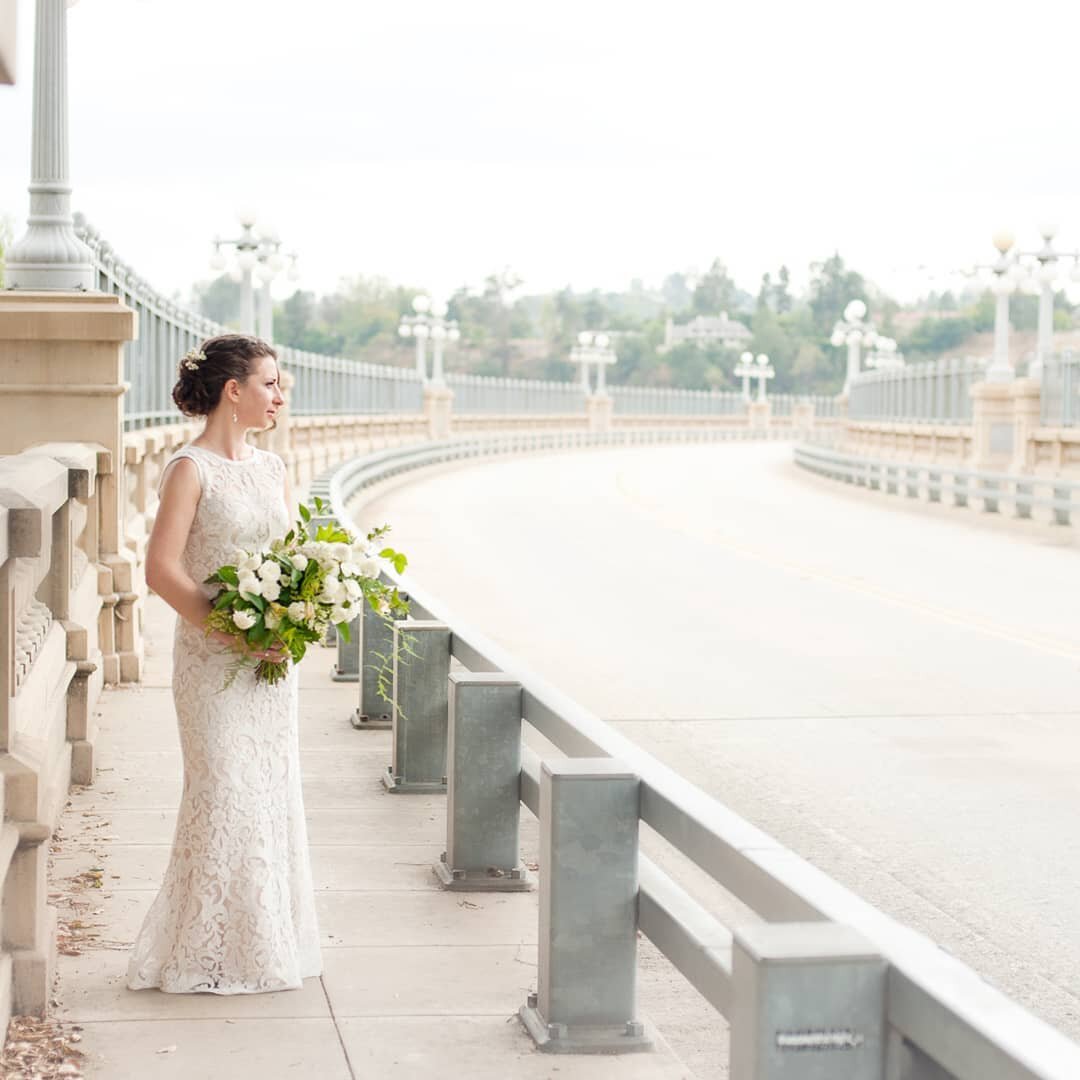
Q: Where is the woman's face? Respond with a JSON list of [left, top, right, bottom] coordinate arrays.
[[232, 353, 284, 430]]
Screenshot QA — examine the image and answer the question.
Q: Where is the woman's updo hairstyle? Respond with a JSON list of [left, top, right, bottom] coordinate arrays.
[[171, 334, 277, 418]]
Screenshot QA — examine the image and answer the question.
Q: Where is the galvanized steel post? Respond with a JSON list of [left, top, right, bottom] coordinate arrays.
[[730, 923, 886, 1080], [332, 614, 360, 682], [382, 619, 451, 793], [435, 672, 531, 891], [519, 759, 651, 1054], [354, 600, 395, 729]]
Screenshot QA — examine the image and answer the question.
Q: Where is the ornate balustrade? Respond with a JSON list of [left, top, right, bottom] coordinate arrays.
[[0, 443, 114, 1029]]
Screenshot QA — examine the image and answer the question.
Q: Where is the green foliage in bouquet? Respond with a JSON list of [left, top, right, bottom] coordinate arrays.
[[203, 495, 410, 688]]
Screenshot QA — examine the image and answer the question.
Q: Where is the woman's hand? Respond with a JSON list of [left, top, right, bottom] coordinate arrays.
[[208, 629, 287, 664]]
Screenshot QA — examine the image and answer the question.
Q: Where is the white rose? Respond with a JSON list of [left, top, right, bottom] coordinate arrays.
[[232, 609, 257, 630], [261, 580, 282, 602], [291, 553, 309, 571], [339, 560, 360, 578], [330, 606, 350, 624], [318, 579, 345, 606], [332, 543, 351, 563], [359, 557, 382, 579], [344, 578, 362, 600], [233, 547, 250, 566], [237, 573, 262, 599], [239, 553, 262, 573], [264, 607, 282, 630], [287, 601, 307, 625], [258, 560, 281, 581]]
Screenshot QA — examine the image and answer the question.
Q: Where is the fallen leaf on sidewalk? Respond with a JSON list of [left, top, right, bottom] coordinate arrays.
[[157, 1044, 177, 1054]]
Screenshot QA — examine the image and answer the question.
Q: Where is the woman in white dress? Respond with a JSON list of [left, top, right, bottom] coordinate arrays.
[[126, 334, 322, 994]]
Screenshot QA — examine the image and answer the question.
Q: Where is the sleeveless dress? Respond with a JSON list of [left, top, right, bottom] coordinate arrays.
[[126, 443, 322, 994]]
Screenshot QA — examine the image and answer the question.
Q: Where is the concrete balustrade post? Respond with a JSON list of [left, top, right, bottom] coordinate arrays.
[[435, 672, 531, 891], [729, 923, 886, 1080], [332, 615, 360, 682], [382, 620, 450, 793], [519, 758, 651, 1054]]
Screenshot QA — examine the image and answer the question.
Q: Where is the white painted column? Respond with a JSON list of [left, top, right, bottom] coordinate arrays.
[[5, 0, 95, 290], [987, 278, 1013, 382]]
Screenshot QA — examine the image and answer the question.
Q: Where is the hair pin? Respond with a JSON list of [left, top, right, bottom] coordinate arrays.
[[182, 347, 207, 372]]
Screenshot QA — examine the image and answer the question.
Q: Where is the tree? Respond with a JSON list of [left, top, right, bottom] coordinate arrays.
[[192, 274, 242, 326], [692, 258, 739, 315], [807, 252, 867, 335]]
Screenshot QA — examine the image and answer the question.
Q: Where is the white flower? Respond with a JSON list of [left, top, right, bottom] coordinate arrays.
[[339, 560, 361, 578], [331, 543, 351, 563], [318, 578, 345, 606], [239, 553, 262, 573], [291, 553, 309, 572], [359, 557, 382, 579], [237, 573, 262, 599], [261, 580, 282, 602], [344, 578, 362, 600], [258, 560, 281, 581], [232, 609, 257, 630], [233, 547, 251, 566], [265, 607, 282, 630], [330, 606, 350, 624], [287, 601, 308, 625]]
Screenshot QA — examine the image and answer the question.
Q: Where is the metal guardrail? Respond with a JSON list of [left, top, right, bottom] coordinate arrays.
[[324, 430, 1080, 1079], [794, 443, 1080, 526], [848, 356, 987, 424], [1042, 353, 1079, 427]]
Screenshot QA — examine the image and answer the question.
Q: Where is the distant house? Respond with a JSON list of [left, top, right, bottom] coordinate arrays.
[[659, 312, 752, 353]]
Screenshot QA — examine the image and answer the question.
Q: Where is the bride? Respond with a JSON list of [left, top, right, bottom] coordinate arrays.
[[126, 334, 322, 994]]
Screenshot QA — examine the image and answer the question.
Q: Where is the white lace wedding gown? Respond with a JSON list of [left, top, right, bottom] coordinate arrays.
[[126, 443, 322, 994]]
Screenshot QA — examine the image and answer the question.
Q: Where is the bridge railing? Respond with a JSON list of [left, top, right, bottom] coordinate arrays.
[[325, 433, 1080, 1079], [75, 217, 840, 429], [849, 356, 987, 423], [1042, 352, 1079, 427]]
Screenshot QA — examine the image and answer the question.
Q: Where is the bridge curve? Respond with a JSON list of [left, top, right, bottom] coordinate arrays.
[[354, 438, 1080, 1043]]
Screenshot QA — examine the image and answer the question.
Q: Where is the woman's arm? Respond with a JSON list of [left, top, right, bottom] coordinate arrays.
[[146, 458, 215, 631]]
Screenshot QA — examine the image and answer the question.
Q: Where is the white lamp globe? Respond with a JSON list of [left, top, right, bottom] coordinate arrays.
[[236, 208, 259, 230], [209, 251, 226, 271], [448, 327, 461, 341], [431, 325, 447, 341], [740, 351, 753, 364], [991, 228, 1015, 254], [237, 251, 257, 271], [843, 299, 867, 321], [830, 330, 845, 347], [398, 324, 412, 338], [577, 331, 592, 346], [412, 295, 431, 313], [431, 299, 449, 318], [756, 353, 768, 366], [595, 333, 610, 348]]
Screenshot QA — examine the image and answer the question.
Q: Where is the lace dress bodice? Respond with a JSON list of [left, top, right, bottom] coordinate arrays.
[[126, 441, 321, 995]]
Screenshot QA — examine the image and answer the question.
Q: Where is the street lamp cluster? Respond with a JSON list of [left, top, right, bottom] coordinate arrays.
[[398, 296, 460, 385], [830, 300, 897, 394], [986, 226, 1080, 382], [734, 352, 774, 402], [570, 332, 618, 393], [210, 211, 298, 340]]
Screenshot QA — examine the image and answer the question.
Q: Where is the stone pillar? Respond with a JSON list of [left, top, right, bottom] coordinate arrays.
[[585, 392, 613, 433], [423, 384, 453, 439], [969, 380, 1014, 471], [0, 293, 139, 683], [792, 401, 815, 434], [1009, 377, 1042, 475], [748, 400, 771, 431]]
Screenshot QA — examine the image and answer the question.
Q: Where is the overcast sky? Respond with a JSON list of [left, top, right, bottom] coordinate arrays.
[[2, 0, 1079, 306]]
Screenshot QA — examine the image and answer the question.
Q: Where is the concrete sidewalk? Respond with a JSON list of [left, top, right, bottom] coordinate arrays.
[[49, 595, 695, 1079]]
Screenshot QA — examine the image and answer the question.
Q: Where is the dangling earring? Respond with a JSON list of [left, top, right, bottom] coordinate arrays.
[[232, 409, 238, 424]]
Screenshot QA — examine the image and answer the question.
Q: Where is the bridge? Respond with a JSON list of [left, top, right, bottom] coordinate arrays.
[[1, 4, 1080, 1079]]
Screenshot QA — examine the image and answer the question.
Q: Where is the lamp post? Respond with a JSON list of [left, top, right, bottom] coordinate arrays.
[[210, 210, 261, 334], [569, 332, 616, 394], [830, 300, 879, 395], [986, 229, 1018, 383], [251, 226, 298, 342], [753, 353, 775, 402], [5, 0, 95, 290], [865, 336, 903, 371], [399, 296, 460, 384], [734, 351, 757, 402]]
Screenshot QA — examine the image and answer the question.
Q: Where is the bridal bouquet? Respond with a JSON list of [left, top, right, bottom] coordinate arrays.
[[203, 496, 409, 686]]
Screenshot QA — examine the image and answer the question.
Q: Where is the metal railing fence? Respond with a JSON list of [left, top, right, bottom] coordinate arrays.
[[794, 442, 1080, 525], [75, 217, 842, 430], [324, 430, 1080, 1079], [444, 373, 586, 414], [1041, 352, 1079, 427], [848, 356, 987, 424]]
